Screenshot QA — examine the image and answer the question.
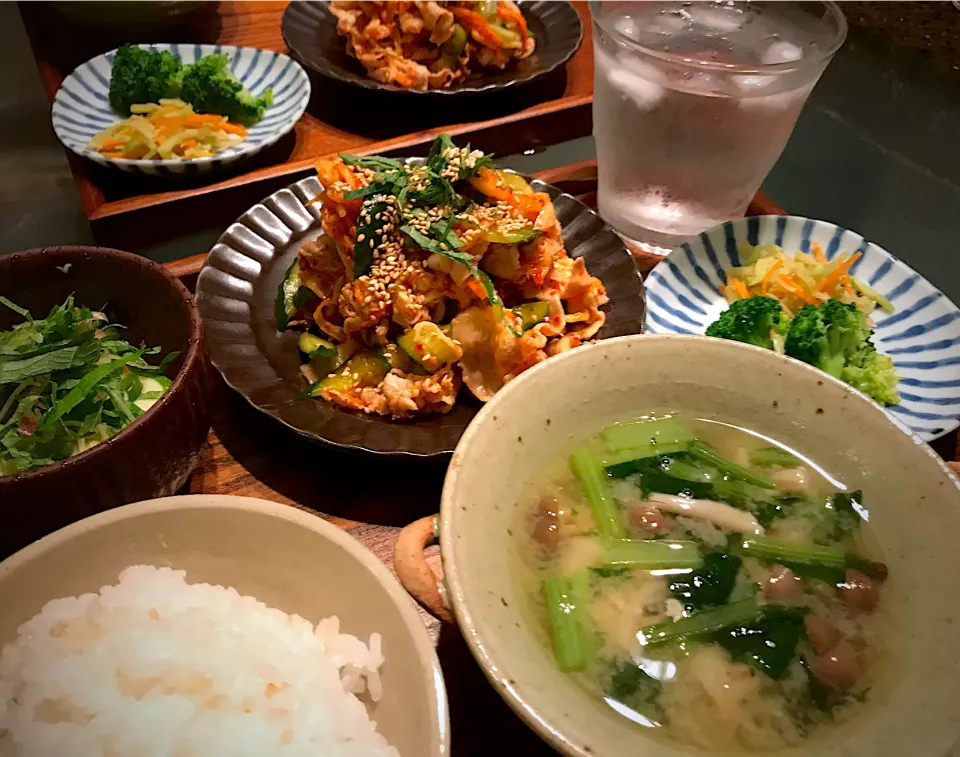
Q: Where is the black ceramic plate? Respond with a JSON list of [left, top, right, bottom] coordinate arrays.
[[281, 0, 583, 95], [196, 171, 644, 458]]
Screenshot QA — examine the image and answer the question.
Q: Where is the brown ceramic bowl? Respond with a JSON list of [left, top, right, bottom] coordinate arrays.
[[0, 246, 213, 558]]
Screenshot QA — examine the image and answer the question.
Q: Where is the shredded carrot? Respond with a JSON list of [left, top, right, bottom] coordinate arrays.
[[842, 276, 855, 297], [219, 122, 247, 137], [452, 7, 504, 48], [818, 252, 862, 293], [510, 191, 547, 222], [812, 242, 826, 263], [760, 260, 783, 295], [470, 168, 513, 202], [496, 2, 529, 43], [101, 151, 126, 159], [151, 116, 184, 133], [180, 139, 198, 151], [777, 275, 817, 305], [98, 139, 125, 150], [466, 277, 488, 301], [730, 278, 750, 299], [184, 114, 227, 127], [337, 161, 363, 190]]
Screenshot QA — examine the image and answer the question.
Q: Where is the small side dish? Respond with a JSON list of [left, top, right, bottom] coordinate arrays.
[[517, 414, 889, 751], [89, 44, 274, 160], [0, 296, 177, 476], [276, 134, 608, 419], [0, 565, 399, 756], [706, 243, 900, 406], [329, 1, 535, 90]]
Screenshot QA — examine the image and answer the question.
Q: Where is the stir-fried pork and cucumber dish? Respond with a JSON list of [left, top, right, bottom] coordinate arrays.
[[515, 415, 890, 751], [277, 134, 608, 419]]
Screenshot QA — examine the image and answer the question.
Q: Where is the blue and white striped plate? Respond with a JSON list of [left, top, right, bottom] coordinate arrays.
[[51, 44, 310, 175], [645, 215, 960, 441]]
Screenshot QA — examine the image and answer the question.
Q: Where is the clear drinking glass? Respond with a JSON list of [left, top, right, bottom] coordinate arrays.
[[591, 1, 847, 254]]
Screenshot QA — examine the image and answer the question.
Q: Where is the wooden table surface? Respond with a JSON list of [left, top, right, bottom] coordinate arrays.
[[165, 163, 958, 754]]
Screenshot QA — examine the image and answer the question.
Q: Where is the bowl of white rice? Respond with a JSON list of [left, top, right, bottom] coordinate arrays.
[[0, 494, 448, 757]]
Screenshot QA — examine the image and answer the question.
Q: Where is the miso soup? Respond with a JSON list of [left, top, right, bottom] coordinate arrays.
[[513, 415, 891, 751]]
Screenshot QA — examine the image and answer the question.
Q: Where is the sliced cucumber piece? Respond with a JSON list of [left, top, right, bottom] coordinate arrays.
[[489, 24, 522, 49], [309, 351, 390, 396], [512, 301, 550, 331], [495, 169, 533, 194], [481, 226, 540, 245], [397, 322, 461, 372], [382, 346, 414, 372], [298, 332, 336, 360], [310, 340, 359, 378], [275, 261, 317, 331], [444, 22, 468, 56], [134, 375, 170, 413]]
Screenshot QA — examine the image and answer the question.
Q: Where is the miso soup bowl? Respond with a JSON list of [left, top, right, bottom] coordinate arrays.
[[396, 335, 960, 757]]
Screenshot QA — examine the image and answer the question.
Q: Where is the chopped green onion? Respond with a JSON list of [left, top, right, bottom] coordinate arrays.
[[543, 572, 593, 671], [570, 446, 626, 538], [602, 416, 695, 455], [657, 454, 718, 483], [601, 440, 691, 467], [689, 441, 776, 489], [639, 598, 761, 648], [601, 539, 702, 570], [740, 536, 847, 569], [740, 535, 884, 585], [749, 446, 800, 469]]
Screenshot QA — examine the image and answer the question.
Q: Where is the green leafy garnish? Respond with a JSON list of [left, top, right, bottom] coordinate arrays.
[[400, 223, 517, 335], [355, 198, 392, 277], [339, 153, 404, 172], [0, 296, 177, 475], [338, 134, 511, 333]]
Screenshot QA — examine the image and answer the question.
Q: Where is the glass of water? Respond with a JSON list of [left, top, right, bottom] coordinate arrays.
[[591, 1, 847, 254]]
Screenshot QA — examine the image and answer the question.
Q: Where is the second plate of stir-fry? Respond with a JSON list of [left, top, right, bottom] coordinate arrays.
[[282, 1, 583, 94]]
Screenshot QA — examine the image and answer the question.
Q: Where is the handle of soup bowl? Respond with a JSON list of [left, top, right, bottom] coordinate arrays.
[[394, 515, 455, 624]]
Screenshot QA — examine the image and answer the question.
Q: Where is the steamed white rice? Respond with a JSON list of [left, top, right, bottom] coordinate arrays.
[[0, 566, 399, 757]]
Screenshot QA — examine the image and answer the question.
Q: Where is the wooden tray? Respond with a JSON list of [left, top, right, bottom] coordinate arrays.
[[20, 0, 594, 249], [158, 161, 957, 754]]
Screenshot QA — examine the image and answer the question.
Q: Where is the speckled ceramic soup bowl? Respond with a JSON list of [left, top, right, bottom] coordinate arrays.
[[396, 334, 960, 757]]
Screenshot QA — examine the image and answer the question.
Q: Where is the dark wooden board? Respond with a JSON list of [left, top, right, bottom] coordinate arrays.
[[19, 0, 594, 252]]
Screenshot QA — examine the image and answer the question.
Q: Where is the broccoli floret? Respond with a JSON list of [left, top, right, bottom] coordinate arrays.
[[785, 300, 872, 378], [108, 44, 183, 115], [180, 54, 273, 126], [841, 344, 901, 406], [705, 296, 788, 350]]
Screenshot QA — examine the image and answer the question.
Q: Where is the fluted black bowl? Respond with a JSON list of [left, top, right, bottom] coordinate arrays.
[[196, 170, 644, 458]]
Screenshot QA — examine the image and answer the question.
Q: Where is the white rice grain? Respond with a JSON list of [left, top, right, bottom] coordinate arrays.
[[0, 566, 399, 757]]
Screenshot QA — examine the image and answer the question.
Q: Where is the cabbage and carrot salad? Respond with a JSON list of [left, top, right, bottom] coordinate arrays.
[[329, 1, 534, 90], [720, 243, 895, 318], [276, 134, 608, 419], [88, 100, 247, 160]]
